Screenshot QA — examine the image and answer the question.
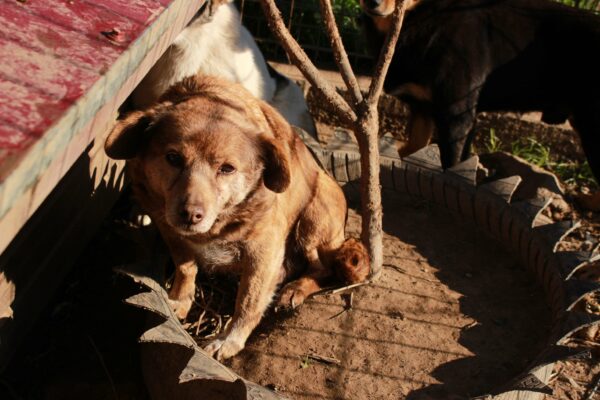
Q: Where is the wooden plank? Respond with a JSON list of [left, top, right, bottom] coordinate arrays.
[[0, 37, 99, 102], [0, 125, 33, 162], [0, 78, 72, 136], [5, 0, 144, 47], [0, 0, 207, 376], [0, 0, 206, 254], [0, 143, 125, 370], [0, 4, 121, 72], [89, 0, 165, 24]]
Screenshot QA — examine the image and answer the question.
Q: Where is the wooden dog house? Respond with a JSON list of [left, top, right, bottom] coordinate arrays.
[[0, 0, 207, 369]]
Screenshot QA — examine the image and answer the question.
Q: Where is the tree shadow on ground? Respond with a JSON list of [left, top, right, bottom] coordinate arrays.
[[347, 184, 552, 399]]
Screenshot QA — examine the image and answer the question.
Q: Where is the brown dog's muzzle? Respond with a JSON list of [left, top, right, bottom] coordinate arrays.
[[178, 203, 205, 226]]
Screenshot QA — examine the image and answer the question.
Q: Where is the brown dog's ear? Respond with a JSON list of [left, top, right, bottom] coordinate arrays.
[[105, 110, 155, 160], [260, 136, 291, 193], [259, 102, 293, 193], [259, 101, 294, 142]]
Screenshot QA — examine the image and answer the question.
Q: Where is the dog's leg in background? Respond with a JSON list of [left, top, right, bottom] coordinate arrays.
[[204, 241, 285, 360], [435, 95, 479, 169], [398, 103, 435, 158]]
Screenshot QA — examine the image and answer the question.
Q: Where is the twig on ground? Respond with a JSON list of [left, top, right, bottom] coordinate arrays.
[[186, 278, 235, 340], [312, 281, 369, 298], [195, 309, 206, 336], [585, 371, 600, 400], [327, 292, 354, 320], [307, 353, 341, 366], [462, 321, 479, 330], [560, 373, 584, 391]]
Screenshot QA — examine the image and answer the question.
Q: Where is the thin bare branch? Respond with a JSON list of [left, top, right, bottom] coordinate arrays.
[[366, 0, 407, 105], [318, 0, 363, 106], [260, 0, 356, 125]]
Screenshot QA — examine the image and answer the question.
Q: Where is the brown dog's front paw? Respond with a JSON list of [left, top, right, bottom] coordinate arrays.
[[204, 337, 245, 361], [278, 281, 310, 310], [167, 297, 193, 320]]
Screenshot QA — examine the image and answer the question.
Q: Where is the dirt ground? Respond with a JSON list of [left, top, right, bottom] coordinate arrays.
[[226, 188, 552, 399], [3, 91, 599, 399], [4, 186, 597, 400], [183, 185, 592, 400]]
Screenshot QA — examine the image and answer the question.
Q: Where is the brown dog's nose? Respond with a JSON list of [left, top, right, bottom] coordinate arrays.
[[179, 205, 204, 225]]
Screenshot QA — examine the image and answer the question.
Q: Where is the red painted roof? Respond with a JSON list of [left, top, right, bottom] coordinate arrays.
[[0, 0, 156, 163], [0, 0, 205, 251]]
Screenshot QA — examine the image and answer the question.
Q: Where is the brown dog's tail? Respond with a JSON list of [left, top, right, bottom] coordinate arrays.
[[331, 238, 371, 284]]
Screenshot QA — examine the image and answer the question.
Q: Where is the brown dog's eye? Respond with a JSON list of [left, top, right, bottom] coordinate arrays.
[[218, 163, 236, 175], [165, 152, 184, 168]]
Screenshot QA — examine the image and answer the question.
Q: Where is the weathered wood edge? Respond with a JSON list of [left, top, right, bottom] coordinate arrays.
[[0, 0, 206, 254]]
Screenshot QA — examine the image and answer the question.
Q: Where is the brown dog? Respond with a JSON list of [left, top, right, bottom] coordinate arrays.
[[105, 76, 369, 360]]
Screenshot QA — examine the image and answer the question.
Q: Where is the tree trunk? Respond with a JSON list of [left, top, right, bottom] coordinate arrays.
[[259, 0, 408, 282], [355, 103, 383, 279]]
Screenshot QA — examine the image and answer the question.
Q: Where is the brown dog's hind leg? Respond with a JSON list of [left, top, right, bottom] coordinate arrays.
[[398, 105, 435, 158], [278, 170, 363, 309], [278, 239, 370, 309], [332, 238, 370, 284], [278, 248, 332, 309]]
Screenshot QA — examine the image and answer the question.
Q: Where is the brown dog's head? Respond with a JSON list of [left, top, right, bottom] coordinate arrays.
[[105, 76, 293, 236]]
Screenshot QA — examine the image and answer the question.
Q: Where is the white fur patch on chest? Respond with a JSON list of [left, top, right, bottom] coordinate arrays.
[[191, 240, 242, 270]]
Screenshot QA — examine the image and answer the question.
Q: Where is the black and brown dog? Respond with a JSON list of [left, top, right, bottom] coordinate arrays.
[[361, 0, 600, 208]]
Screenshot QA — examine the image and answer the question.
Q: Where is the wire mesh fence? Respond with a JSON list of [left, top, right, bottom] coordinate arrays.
[[236, 0, 599, 74], [236, 0, 374, 73]]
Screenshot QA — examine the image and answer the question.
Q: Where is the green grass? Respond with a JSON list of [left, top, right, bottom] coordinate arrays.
[[551, 161, 596, 188], [484, 128, 503, 153], [510, 137, 552, 169], [483, 130, 597, 189], [557, 0, 600, 12]]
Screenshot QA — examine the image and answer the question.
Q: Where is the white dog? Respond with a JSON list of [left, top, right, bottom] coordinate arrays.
[[132, 0, 316, 136]]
